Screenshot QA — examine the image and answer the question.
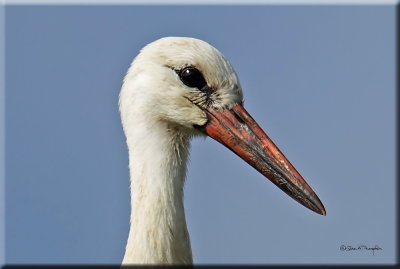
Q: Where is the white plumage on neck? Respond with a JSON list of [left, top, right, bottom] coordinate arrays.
[[121, 119, 193, 264]]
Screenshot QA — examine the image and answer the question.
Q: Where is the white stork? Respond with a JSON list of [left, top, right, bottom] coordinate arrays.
[[119, 37, 325, 265]]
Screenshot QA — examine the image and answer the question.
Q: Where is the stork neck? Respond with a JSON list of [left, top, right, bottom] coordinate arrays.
[[122, 121, 193, 264]]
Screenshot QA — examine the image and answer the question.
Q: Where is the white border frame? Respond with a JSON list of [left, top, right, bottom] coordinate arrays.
[[3, 0, 399, 5], [0, 0, 397, 267]]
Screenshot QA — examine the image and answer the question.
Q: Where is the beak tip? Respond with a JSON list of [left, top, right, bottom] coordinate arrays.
[[306, 192, 326, 216], [321, 208, 327, 216], [314, 201, 326, 216], [319, 209, 327, 216]]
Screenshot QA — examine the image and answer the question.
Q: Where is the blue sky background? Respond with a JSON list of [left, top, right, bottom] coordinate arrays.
[[5, 4, 396, 265]]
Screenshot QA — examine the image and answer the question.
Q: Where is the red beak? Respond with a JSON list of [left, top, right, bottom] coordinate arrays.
[[201, 103, 326, 215]]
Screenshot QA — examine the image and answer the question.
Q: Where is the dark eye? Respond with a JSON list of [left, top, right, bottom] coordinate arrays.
[[178, 67, 207, 89]]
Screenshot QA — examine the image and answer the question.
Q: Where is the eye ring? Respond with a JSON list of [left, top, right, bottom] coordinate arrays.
[[178, 67, 207, 90]]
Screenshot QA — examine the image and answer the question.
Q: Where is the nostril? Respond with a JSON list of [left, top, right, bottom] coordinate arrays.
[[233, 110, 245, 125]]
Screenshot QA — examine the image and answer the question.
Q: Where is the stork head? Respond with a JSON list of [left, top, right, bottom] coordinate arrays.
[[120, 37, 325, 215], [120, 37, 243, 132]]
